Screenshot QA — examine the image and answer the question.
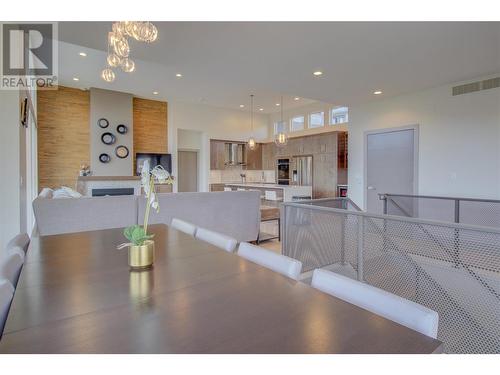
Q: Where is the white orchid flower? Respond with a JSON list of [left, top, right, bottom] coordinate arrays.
[[151, 165, 170, 183], [141, 159, 151, 196]]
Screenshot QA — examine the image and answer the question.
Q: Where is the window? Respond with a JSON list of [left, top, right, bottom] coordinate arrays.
[[290, 116, 305, 132], [274, 121, 287, 134], [330, 107, 349, 124], [309, 112, 324, 128]]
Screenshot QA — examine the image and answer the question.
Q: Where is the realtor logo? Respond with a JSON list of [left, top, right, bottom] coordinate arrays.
[[1, 22, 58, 90]]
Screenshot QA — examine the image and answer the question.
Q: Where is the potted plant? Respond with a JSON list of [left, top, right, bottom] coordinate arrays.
[[118, 160, 173, 270]]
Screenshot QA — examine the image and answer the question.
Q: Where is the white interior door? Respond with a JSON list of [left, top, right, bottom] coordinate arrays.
[[366, 127, 417, 213]]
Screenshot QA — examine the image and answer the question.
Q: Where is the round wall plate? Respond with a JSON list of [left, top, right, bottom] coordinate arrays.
[[117, 124, 128, 134], [98, 118, 109, 128], [115, 145, 129, 159], [99, 153, 111, 163], [101, 132, 116, 145]]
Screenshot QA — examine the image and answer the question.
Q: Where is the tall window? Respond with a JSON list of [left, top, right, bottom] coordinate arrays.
[[330, 107, 349, 124], [290, 116, 305, 132], [309, 111, 324, 128]]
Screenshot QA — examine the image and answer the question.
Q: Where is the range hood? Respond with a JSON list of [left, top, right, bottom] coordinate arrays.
[[224, 143, 246, 166]]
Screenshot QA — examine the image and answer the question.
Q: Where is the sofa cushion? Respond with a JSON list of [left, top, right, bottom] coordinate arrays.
[[138, 191, 261, 242], [33, 195, 138, 235]]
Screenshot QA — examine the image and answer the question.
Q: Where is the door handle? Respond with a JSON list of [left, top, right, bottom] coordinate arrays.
[[367, 186, 376, 190]]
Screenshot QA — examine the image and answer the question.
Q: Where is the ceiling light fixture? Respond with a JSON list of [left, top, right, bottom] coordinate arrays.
[[274, 96, 288, 148], [247, 94, 256, 151], [275, 103, 280, 106], [79, 52, 87, 57], [153, 91, 159, 95], [373, 90, 383, 95], [294, 97, 300, 101], [176, 73, 183, 78], [72, 77, 79, 81], [101, 21, 158, 83], [239, 104, 245, 108], [313, 71, 323, 76], [259, 108, 264, 111]]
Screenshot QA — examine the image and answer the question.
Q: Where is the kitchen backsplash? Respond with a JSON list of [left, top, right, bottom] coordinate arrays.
[[210, 168, 275, 184]]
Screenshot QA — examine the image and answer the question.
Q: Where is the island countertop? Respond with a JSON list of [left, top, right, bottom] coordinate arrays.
[[225, 183, 312, 202]]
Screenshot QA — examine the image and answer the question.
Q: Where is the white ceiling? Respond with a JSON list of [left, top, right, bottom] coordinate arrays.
[[57, 22, 500, 112]]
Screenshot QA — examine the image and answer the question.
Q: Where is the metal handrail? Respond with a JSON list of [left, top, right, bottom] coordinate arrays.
[[285, 200, 500, 235], [379, 193, 500, 204]]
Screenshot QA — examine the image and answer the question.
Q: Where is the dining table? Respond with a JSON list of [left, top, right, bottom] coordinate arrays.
[[0, 224, 443, 354]]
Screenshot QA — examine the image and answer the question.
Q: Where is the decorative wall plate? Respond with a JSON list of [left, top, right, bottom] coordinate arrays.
[[101, 132, 116, 145], [115, 145, 129, 159], [98, 118, 109, 128], [99, 153, 111, 163], [117, 124, 128, 134]]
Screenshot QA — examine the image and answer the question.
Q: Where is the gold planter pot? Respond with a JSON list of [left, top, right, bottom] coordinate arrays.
[[128, 240, 155, 270]]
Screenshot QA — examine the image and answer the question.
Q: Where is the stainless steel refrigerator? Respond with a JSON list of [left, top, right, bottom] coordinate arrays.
[[291, 156, 313, 186]]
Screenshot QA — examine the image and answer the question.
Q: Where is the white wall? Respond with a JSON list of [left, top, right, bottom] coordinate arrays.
[[168, 100, 269, 192], [0, 90, 21, 252], [90, 88, 134, 176], [348, 76, 500, 209], [267, 101, 348, 139]]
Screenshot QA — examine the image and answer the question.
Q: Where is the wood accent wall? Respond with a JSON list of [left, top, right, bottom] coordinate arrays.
[[37, 86, 90, 190], [133, 97, 168, 159]]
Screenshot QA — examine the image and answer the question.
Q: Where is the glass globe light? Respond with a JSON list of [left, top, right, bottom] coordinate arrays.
[[121, 57, 135, 73], [107, 53, 121, 68], [127, 22, 142, 41], [275, 132, 288, 147], [101, 68, 115, 82], [113, 22, 128, 37], [113, 37, 130, 58], [247, 137, 256, 151], [143, 22, 158, 43]]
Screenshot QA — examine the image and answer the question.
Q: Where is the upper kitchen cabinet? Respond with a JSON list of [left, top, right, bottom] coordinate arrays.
[[210, 140, 226, 170], [245, 143, 263, 170], [261, 143, 276, 170]]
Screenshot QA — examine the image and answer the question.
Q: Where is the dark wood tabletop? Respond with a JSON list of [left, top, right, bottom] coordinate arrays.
[[0, 224, 442, 354]]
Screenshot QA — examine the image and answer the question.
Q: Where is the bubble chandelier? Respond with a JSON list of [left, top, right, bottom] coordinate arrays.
[[101, 21, 158, 82]]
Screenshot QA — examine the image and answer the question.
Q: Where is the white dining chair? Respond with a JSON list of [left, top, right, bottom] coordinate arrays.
[[311, 269, 439, 338], [195, 227, 238, 253], [0, 279, 15, 336], [7, 233, 30, 254], [237, 188, 246, 191], [238, 242, 302, 280], [223, 187, 233, 192], [170, 218, 197, 237], [0, 247, 26, 288]]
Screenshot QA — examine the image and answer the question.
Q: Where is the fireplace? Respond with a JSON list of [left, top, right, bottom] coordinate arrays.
[[92, 188, 135, 197]]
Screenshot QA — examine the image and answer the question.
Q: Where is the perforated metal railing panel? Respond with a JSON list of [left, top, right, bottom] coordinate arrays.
[[283, 201, 500, 354]]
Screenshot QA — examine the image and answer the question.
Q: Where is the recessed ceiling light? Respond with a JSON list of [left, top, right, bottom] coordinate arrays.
[[176, 73, 182, 78], [313, 71, 323, 76], [72, 77, 79, 81], [294, 97, 300, 101], [239, 104, 245, 108], [259, 108, 264, 111], [275, 103, 280, 106], [153, 91, 159, 95], [373, 90, 383, 95], [79, 52, 87, 57]]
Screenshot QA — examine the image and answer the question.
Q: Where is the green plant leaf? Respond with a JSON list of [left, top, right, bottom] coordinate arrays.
[[123, 225, 154, 246]]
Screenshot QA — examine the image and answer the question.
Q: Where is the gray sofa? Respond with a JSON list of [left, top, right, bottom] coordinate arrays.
[[33, 191, 261, 242]]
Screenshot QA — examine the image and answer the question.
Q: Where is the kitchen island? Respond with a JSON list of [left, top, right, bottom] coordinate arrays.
[[225, 183, 312, 202]]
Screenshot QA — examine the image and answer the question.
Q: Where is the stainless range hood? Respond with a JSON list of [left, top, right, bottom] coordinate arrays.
[[224, 143, 246, 166]]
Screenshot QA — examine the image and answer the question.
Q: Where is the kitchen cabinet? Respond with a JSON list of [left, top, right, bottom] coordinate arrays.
[[261, 143, 276, 170], [245, 143, 263, 170], [210, 140, 226, 170]]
